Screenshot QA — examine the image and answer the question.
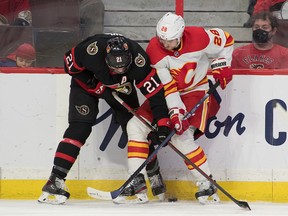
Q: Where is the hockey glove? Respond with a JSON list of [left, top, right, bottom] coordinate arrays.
[[147, 118, 171, 147], [211, 58, 233, 89], [169, 107, 190, 135]]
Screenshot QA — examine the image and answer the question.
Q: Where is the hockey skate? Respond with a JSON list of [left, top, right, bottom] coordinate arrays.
[[195, 178, 220, 205], [147, 170, 166, 201], [38, 173, 70, 205], [113, 173, 149, 204]]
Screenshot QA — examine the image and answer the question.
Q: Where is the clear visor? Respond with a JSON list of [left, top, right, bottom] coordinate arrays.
[[108, 66, 127, 74]]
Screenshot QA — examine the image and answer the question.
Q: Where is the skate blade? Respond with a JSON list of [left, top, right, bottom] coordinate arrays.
[[197, 193, 220, 205], [156, 193, 165, 201], [113, 193, 149, 204], [38, 192, 68, 205]]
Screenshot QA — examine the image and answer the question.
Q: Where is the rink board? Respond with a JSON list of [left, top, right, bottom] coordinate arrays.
[[0, 69, 288, 201]]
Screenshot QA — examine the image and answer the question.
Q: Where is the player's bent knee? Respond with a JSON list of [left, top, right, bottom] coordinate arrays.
[[64, 122, 93, 143]]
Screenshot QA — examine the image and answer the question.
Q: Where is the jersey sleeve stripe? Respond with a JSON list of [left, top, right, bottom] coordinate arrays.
[[71, 47, 85, 71], [224, 32, 235, 47], [163, 79, 178, 97]]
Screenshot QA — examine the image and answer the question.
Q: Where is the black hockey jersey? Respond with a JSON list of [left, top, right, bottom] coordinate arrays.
[[64, 33, 169, 122]]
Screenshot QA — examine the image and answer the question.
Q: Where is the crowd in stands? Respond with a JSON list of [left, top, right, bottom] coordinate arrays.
[[0, 0, 287, 69], [0, 0, 104, 68]]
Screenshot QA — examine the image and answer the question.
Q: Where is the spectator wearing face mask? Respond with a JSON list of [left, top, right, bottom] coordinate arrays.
[[0, 43, 36, 67], [232, 11, 288, 69]]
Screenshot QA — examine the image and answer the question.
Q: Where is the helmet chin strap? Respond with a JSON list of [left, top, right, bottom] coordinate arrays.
[[177, 38, 181, 47], [174, 38, 182, 50]]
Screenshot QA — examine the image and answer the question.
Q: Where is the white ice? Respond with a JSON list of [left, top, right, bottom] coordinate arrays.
[[0, 200, 287, 216]]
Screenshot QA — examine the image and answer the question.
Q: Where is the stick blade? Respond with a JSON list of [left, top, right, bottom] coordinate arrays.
[[237, 200, 251, 210], [87, 187, 113, 200]]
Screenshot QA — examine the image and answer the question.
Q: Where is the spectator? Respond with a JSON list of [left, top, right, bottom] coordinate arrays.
[[232, 11, 288, 69], [0, 0, 32, 26], [254, 0, 286, 18], [0, 43, 36, 67], [244, 0, 286, 27]]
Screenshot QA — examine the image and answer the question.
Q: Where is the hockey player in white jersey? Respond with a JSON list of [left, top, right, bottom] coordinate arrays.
[[119, 12, 234, 204]]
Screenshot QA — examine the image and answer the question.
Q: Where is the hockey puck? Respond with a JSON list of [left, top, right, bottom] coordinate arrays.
[[168, 197, 178, 202]]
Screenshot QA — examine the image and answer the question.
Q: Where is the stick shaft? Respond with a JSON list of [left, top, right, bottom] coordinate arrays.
[[112, 81, 251, 210]]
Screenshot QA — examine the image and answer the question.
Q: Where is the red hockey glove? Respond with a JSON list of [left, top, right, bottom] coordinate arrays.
[[211, 58, 233, 89], [169, 107, 190, 135], [147, 118, 171, 147]]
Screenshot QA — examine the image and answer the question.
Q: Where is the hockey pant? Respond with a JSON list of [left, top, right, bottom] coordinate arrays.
[[126, 115, 211, 182]]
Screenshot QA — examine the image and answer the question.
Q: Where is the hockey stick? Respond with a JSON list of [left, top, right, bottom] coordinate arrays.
[[110, 87, 251, 210], [87, 81, 220, 201]]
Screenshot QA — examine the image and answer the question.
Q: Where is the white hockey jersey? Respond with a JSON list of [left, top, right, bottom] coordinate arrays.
[[146, 26, 234, 110]]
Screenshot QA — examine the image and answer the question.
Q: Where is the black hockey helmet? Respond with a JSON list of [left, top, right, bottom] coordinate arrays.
[[105, 36, 132, 74]]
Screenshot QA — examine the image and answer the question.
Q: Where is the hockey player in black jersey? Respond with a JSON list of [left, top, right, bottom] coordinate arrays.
[[38, 34, 171, 204]]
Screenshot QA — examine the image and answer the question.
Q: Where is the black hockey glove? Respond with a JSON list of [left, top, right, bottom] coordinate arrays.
[[147, 118, 171, 147]]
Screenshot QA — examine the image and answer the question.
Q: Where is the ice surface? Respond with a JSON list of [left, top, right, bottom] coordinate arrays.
[[0, 200, 287, 216]]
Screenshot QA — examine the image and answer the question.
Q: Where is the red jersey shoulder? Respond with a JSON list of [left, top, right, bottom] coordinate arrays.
[[181, 26, 210, 53], [146, 37, 169, 65], [146, 27, 211, 65]]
